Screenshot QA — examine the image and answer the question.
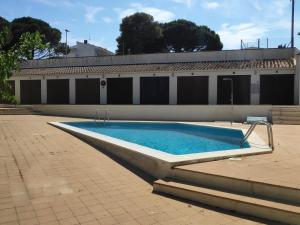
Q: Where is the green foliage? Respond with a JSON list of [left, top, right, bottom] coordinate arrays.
[[197, 26, 223, 51], [116, 13, 163, 55], [2, 16, 66, 58], [116, 13, 223, 55], [10, 17, 61, 48], [0, 17, 12, 51], [163, 21, 222, 52], [163, 19, 200, 52], [0, 26, 46, 104], [53, 42, 70, 56]]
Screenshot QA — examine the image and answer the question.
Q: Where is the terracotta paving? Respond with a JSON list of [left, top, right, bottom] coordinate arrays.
[[180, 122, 300, 189], [0, 115, 281, 225]]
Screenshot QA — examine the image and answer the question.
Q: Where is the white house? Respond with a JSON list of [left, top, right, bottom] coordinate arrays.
[[67, 40, 114, 57]]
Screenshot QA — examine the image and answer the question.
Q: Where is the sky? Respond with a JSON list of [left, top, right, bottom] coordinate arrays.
[[1, 0, 300, 52]]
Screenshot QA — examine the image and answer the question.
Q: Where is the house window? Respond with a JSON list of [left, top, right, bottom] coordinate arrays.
[[177, 76, 209, 105], [47, 79, 69, 104], [217, 75, 251, 105], [76, 78, 100, 104], [107, 78, 133, 104], [260, 75, 294, 105], [140, 77, 169, 105], [20, 80, 41, 104]]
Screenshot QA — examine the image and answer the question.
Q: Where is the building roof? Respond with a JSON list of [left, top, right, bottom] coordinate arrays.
[[14, 59, 295, 77]]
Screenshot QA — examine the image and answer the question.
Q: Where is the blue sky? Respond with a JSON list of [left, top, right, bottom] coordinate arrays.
[[1, 0, 300, 52]]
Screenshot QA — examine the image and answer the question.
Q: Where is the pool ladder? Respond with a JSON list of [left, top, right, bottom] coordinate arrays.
[[240, 121, 274, 150], [95, 109, 110, 123]]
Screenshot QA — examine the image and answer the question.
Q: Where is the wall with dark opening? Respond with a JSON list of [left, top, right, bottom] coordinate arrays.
[[260, 75, 294, 105], [107, 78, 133, 104], [20, 80, 41, 104], [47, 79, 69, 104], [140, 77, 169, 105], [217, 75, 251, 105], [76, 79, 100, 104], [177, 76, 208, 105]]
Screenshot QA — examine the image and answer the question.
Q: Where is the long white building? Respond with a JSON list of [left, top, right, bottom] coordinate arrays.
[[8, 48, 300, 122], [11, 48, 299, 105]]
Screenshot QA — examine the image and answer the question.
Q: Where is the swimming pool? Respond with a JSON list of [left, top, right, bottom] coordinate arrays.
[[49, 121, 272, 178], [63, 122, 250, 155]]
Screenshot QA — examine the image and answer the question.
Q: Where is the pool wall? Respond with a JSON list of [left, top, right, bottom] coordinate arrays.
[[49, 121, 272, 179], [49, 122, 172, 178], [38, 105, 272, 122]]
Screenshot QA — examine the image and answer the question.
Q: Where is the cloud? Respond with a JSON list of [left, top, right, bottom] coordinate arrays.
[[116, 3, 175, 23], [31, 0, 75, 7], [102, 17, 113, 24], [214, 0, 296, 49], [84, 6, 103, 23], [202, 1, 220, 9], [172, 0, 194, 7], [218, 23, 268, 49]]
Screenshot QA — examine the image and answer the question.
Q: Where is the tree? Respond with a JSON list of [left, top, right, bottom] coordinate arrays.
[[162, 20, 200, 52], [9, 17, 66, 58], [162, 20, 223, 52], [197, 26, 223, 51], [0, 17, 12, 51], [0, 26, 46, 104], [116, 13, 163, 55], [116, 14, 223, 54], [53, 42, 70, 57]]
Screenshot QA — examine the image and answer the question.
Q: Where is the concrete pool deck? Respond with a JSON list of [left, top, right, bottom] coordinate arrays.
[[0, 115, 296, 224], [177, 122, 300, 190]]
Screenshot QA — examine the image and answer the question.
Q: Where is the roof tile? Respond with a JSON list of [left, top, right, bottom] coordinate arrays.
[[13, 59, 295, 76]]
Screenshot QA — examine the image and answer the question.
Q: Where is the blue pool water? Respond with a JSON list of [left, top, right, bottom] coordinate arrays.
[[64, 122, 250, 155]]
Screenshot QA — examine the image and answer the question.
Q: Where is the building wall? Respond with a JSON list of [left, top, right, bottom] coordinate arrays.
[[296, 54, 300, 105], [21, 48, 296, 69], [11, 68, 295, 106]]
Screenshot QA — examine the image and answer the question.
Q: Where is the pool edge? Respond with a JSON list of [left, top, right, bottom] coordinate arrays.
[[48, 121, 273, 178]]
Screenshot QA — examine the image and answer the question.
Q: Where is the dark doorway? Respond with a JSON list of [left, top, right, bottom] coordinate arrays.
[[217, 75, 251, 105], [177, 76, 208, 105], [76, 79, 100, 104], [47, 79, 69, 104], [107, 78, 133, 104], [140, 77, 169, 105], [20, 80, 41, 104], [260, 75, 294, 105]]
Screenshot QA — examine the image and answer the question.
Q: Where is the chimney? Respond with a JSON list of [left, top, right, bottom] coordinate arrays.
[[84, 40, 88, 44]]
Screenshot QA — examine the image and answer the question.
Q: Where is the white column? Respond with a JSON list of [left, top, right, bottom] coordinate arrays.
[[295, 54, 300, 105], [100, 78, 107, 105], [69, 78, 75, 104], [132, 76, 140, 104], [208, 75, 217, 105], [169, 75, 177, 105], [41, 79, 47, 104], [251, 72, 260, 105], [15, 79, 21, 104]]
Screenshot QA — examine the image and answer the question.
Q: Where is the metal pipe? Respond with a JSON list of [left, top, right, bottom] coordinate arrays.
[[240, 121, 274, 150], [291, 0, 295, 48], [65, 29, 70, 57]]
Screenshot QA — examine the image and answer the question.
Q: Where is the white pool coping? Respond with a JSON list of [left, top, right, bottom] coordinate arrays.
[[49, 121, 273, 167]]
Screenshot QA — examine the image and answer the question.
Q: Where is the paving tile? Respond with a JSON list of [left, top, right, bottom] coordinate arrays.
[[0, 115, 294, 225], [58, 217, 79, 225], [19, 218, 39, 225]]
